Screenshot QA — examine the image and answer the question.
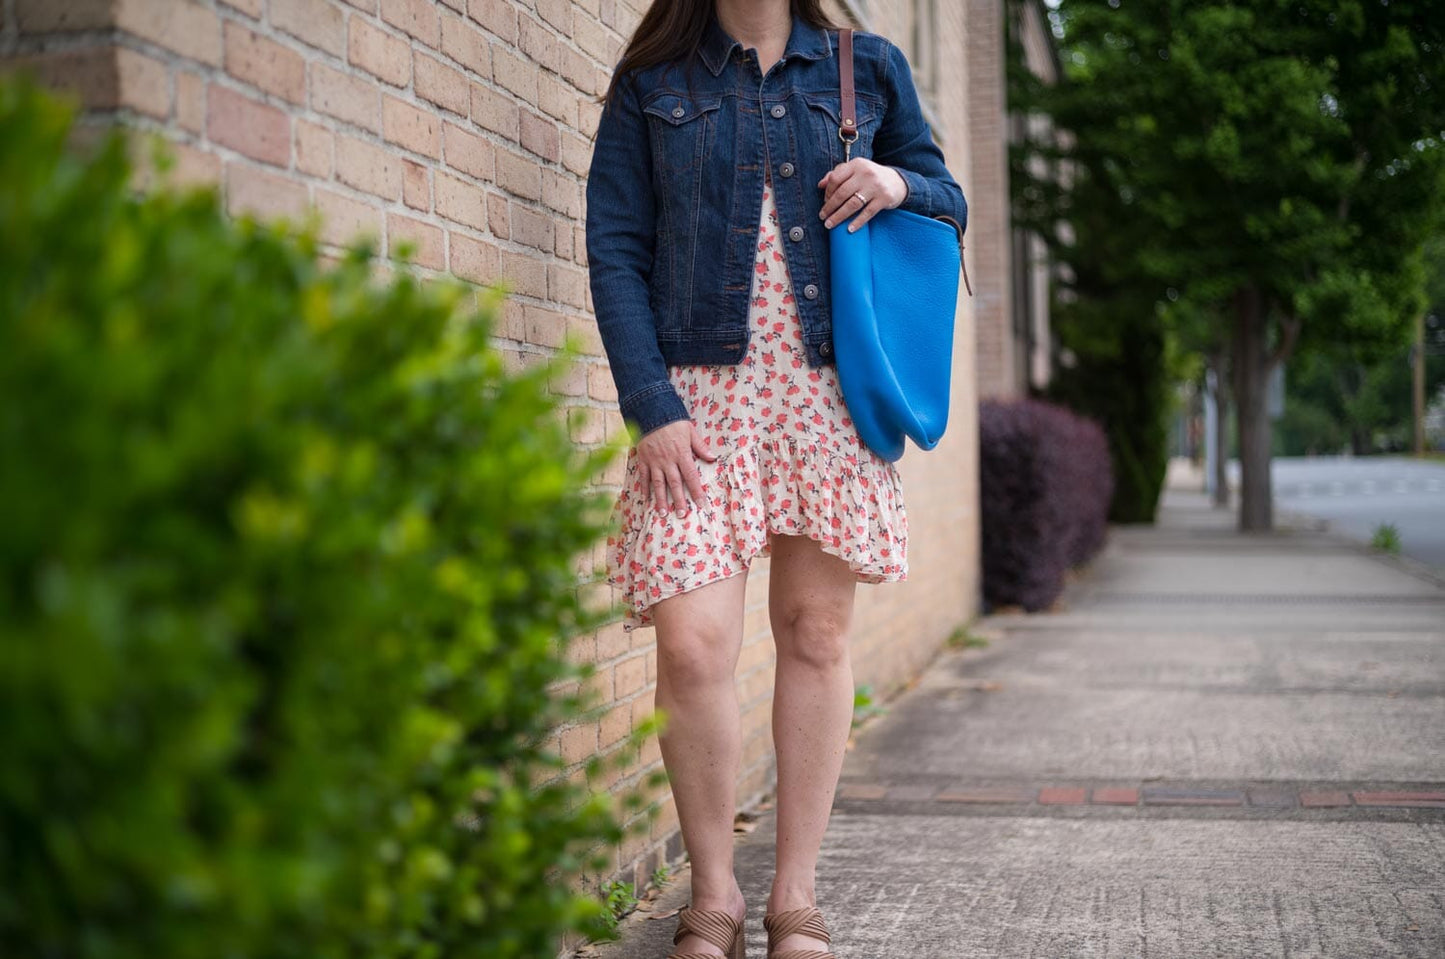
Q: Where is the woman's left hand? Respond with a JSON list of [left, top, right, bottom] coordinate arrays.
[[817, 159, 908, 232]]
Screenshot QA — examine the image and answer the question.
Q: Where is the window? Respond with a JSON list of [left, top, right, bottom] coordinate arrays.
[[911, 0, 938, 95]]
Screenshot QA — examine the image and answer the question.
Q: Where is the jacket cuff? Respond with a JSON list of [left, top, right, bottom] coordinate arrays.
[[620, 382, 691, 438], [892, 166, 933, 217]]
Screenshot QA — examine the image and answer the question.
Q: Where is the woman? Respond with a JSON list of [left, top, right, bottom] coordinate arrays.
[[584, 0, 967, 955]]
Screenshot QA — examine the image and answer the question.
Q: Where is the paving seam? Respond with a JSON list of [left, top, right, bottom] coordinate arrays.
[[832, 780, 1445, 820], [1086, 591, 1445, 606], [829, 800, 1445, 823]]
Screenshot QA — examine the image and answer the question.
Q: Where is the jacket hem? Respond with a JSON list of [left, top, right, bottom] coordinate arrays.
[[657, 334, 835, 366]]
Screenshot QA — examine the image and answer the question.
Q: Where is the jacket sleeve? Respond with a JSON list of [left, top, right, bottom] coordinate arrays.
[[872, 39, 969, 234], [585, 71, 691, 439]]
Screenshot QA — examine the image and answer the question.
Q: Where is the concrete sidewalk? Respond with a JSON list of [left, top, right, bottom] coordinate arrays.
[[587, 461, 1445, 958]]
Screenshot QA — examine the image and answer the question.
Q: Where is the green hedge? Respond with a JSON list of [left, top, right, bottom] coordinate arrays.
[[0, 75, 648, 959]]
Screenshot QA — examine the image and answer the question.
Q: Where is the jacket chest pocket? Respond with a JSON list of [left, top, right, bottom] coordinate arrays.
[[643, 94, 723, 179], [801, 94, 881, 166]]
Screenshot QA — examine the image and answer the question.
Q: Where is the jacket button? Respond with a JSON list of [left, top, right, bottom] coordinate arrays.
[[771, 104, 787, 118], [788, 226, 804, 242], [780, 162, 795, 178], [671, 105, 685, 118], [803, 283, 818, 299], [819, 341, 833, 357]]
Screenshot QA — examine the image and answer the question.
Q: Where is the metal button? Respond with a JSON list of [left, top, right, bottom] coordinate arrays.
[[819, 341, 833, 357], [671, 105, 685, 118], [803, 283, 819, 299], [788, 226, 804, 242], [771, 104, 787, 119], [779, 162, 795, 178]]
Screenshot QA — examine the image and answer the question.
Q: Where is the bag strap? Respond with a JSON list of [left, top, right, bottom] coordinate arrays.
[[836, 27, 972, 296], [936, 215, 974, 296], [838, 28, 858, 160]]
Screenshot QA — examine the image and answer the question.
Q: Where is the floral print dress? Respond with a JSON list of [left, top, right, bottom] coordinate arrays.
[[605, 174, 908, 631]]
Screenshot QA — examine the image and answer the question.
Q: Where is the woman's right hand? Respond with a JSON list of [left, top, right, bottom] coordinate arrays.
[[637, 419, 718, 517]]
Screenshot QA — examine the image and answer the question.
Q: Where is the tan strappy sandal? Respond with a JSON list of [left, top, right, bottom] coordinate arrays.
[[668, 904, 747, 959], [762, 905, 833, 959]]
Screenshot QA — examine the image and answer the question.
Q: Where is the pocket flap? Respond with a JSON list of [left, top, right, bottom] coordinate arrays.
[[642, 94, 723, 126], [802, 93, 878, 127]]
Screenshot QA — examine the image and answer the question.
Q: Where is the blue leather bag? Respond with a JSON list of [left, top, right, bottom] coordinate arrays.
[[828, 28, 970, 463]]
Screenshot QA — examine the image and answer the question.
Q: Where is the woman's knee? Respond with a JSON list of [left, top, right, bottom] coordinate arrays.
[[652, 576, 747, 689], [774, 605, 851, 670], [655, 627, 738, 689]]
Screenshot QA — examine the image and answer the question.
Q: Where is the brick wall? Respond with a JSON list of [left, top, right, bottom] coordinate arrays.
[[1, 0, 987, 941], [1, 0, 617, 357]]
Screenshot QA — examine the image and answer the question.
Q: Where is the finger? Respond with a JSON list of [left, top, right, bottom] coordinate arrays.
[[663, 462, 689, 515], [823, 173, 868, 229], [820, 168, 860, 222], [692, 426, 718, 461], [817, 160, 858, 222], [826, 168, 868, 221], [681, 458, 706, 506], [649, 464, 669, 512], [846, 188, 880, 231], [817, 161, 846, 191]]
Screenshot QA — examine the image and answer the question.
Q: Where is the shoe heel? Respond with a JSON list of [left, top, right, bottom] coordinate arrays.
[[733, 927, 747, 959]]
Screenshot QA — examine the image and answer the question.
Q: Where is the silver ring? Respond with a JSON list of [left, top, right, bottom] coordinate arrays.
[[854, 191, 868, 204]]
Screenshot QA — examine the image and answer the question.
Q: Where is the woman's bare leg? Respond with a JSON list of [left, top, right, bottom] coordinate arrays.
[[764, 533, 858, 953], [650, 568, 751, 955]]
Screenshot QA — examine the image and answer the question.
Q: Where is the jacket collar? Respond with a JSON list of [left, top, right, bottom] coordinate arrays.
[[698, 9, 833, 77]]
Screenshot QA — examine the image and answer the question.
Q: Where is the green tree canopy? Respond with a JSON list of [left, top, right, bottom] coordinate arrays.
[[1015, 0, 1445, 526]]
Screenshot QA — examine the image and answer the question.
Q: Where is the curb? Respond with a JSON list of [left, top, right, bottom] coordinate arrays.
[[1275, 507, 1445, 591]]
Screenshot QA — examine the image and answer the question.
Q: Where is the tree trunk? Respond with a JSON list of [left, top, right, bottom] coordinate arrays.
[[1414, 310, 1426, 456], [1231, 285, 1273, 531], [1209, 348, 1230, 508]]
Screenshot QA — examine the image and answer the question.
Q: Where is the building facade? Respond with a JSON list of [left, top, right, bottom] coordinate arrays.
[[1008, 0, 1059, 396]]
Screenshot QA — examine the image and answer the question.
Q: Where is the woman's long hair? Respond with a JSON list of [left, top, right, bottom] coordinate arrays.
[[598, 0, 842, 113]]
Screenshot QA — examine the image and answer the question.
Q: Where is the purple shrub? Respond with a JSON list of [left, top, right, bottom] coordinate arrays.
[[979, 398, 1114, 612]]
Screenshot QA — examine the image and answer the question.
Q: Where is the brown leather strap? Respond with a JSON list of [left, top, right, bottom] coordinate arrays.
[[763, 906, 832, 951], [934, 214, 974, 296], [836, 27, 971, 296], [838, 28, 857, 156], [671, 906, 742, 954]]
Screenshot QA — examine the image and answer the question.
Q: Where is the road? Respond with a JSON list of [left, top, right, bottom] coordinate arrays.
[[1224, 456, 1445, 570]]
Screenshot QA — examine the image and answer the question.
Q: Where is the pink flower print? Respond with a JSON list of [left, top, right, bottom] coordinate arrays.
[[604, 178, 907, 632]]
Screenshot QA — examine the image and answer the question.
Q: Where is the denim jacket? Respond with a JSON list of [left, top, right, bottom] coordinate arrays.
[[585, 10, 969, 438]]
